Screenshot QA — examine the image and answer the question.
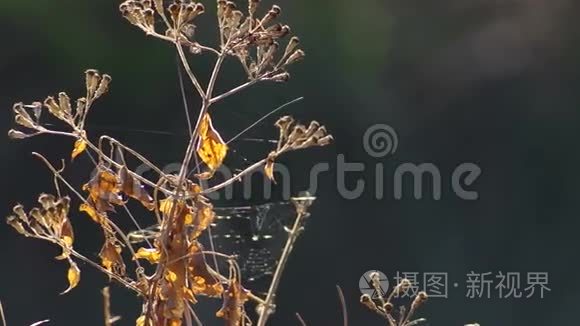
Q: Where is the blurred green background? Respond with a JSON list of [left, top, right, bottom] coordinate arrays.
[[2, 0, 580, 325]]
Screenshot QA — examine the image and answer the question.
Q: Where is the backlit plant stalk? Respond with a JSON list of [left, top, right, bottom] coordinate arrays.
[[6, 1, 331, 325]]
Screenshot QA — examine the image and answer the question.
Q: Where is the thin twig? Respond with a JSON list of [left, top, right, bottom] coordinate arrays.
[[296, 313, 307, 326], [102, 287, 121, 326], [175, 42, 206, 99], [0, 300, 6, 326], [201, 158, 266, 194], [336, 285, 349, 326], [29, 320, 49, 326], [256, 209, 307, 326]]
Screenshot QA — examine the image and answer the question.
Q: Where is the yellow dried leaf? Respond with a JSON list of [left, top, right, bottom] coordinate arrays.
[[134, 247, 161, 264], [61, 260, 80, 294], [264, 151, 278, 183], [71, 138, 87, 160], [196, 113, 228, 171], [166, 270, 178, 283], [61, 218, 74, 247], [79, 203, 105, 224], [136, 315, 146, 326]]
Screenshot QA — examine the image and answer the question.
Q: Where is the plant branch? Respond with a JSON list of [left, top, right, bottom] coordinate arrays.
[[256, 209, 307, 326], [175, 41, 206, 99]]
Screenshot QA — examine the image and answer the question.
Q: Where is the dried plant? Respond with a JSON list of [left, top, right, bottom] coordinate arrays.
[[359, 274, 428, 326], [6, 1, 331, 325], [5, 1, 477, 326]]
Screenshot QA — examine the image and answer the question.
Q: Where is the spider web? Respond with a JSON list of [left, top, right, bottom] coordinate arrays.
[[127, 200, 298, 292]]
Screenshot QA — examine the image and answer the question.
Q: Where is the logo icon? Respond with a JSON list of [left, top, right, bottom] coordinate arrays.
[[363, 124, 399, 158], [359, 270, 389, 299]]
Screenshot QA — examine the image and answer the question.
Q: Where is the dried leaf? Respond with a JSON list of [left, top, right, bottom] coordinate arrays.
[[60, 218, 74, 248], [216, 275, 249, 324], [71, 138, 87, 160], [187, 198, 215, 239], [196, 113, 228, 171], [61, 260, 80, 294], [264, 151, 277, 183], [188, 242, 223, 297], [119, 166, 155, 210], [136, 315, 147, 326], [135, 247, 161, 264], [79, 203, 106, 224], [83, 169, 123, 213], [100, 241, 126, 276]]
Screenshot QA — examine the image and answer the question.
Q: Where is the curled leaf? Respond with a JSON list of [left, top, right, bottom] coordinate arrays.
[[264, 151, 277, 183], [83, 169, 123, 213], [79, 203, 106, 224], [71, 138, 87, 160], [61, 260, 80, 294], [119, 166, 155, 210], [100, 240, 126, 276], [196, 113, 228, 171], [135, 247, 161, 264]]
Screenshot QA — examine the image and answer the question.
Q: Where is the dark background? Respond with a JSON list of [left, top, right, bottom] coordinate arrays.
[[1, 0, 580, 325]]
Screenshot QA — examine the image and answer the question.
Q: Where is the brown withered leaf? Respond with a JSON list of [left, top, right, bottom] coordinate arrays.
[[119, 166, 155, 210], [83, 169, 123, 213], [61, 260, 80, 295], [71, 138, 87, 160], [100, 240, 126, 276], [216, 274, 249, 325], [264, 151, 278, 183], [196, 113, 228, 172], [187, 198, 215, 240], [79, 203, 106, 224], [188, 242, 223, 297]]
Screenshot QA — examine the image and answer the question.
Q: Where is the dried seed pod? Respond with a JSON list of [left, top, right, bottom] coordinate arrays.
[[38, 193, 57, 210], [275, 115, 294, 138], [287, 124, 307, 145], [8, 129, 30, 140], [142, 0, 152, 10], [143, 8, 155, 27], [260, 42, 278, 67], [284, 49, 305, 66], [316, 134, 334, 146], [168, 3, 180, 24], [13, 204, 28, 224], [304, 121, 321, 138], [6, 215, 28, 236], [283, 36, 300, 59], [12, 103, 36, 128], [270, 24, 290, 39], [95, 74, 112, 99], [268, 72, 290, 83], [217, 0, 227, 18], [30, 101, 42, 121], [58, 92, 72, 115], [85, 69, 100, 99], [261, 5, 281, 26], [249, 0, 260, 15], [29, 207, 48, 229], [44, 96, 65, 119], [76, 97, 87, 118]]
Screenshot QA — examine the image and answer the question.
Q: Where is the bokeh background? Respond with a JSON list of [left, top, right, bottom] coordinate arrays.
[[2, 0, 580, 325]]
